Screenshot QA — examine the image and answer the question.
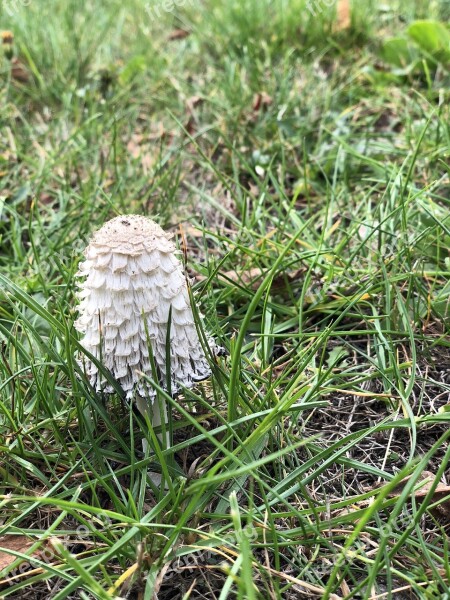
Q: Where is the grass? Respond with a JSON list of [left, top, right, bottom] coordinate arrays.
[[0, 0, 449, 598]]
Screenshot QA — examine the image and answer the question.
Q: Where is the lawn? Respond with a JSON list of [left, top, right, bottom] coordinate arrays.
[[0, 0, 449, 598]]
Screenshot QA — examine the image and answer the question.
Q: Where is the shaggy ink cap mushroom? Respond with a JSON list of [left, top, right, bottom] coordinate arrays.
[[75, 214, 218, 399]]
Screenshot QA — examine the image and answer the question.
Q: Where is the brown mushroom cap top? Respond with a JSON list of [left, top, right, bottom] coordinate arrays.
[[89, 214, 175, 256]]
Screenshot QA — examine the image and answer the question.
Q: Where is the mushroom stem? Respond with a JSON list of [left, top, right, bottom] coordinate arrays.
[[136, 394, 170, 487], [135, 394, 170, 448]]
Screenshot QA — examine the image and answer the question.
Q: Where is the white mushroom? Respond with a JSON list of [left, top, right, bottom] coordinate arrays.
[[75, 214, 219, 448]]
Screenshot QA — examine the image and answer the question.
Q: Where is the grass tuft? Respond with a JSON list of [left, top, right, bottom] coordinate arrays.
[[1, 0, 449, 598]]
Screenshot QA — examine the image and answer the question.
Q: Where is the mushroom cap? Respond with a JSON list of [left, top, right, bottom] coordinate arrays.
[[87, 214, 175, 256], [75, 214, 217, 399]]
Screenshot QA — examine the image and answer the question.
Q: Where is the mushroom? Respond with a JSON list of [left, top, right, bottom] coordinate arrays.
[[75, 214, 219, 455]]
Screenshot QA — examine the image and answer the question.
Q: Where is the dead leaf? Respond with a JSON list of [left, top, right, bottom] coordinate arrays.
[[196, 267, 305, 292], [340, 580, 351, 596], [334, 0, 351, 32], [126, 134, 144, 159], [183, 226, 206, 238], [0, 536, 34, 570], [11, 57, 30, 83], [5, 127, 17, 160], [185, 116, 196, 135], [147, 121, 166, 141], [387, 471, 450, 523], [140, 152, 154, 175], [186, 95, 203, 114], [126, 134, 154, 174], [387, 471, 450, 498], [187, 455, 207, 479], [252, 92, 273, 113], [183, 96, 204, 135], [195, 267, 263, 289], [168, 29, 190, 41], [39, 192, 55, 206]]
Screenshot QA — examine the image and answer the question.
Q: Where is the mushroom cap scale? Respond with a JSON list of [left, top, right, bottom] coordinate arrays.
[[75, 215, 216, 398]]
